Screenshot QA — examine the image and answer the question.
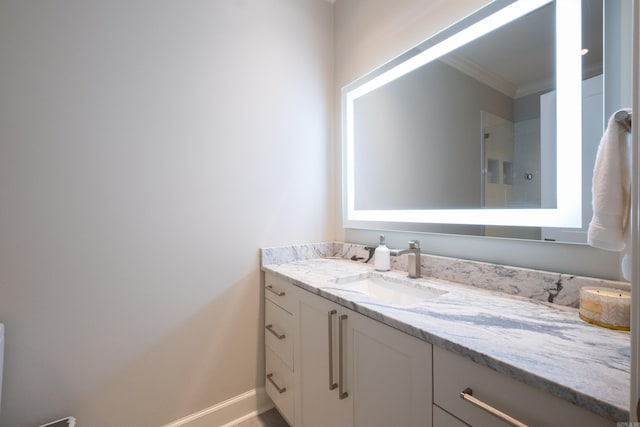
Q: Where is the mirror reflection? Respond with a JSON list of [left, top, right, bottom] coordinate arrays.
[[345, 0, 604, 241]]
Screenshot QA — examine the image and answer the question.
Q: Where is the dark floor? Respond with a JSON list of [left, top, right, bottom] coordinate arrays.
[[233, 408, 290, 427]]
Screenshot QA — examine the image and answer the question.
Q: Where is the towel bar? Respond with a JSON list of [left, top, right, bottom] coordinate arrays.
[[615, 110, 632, 133]]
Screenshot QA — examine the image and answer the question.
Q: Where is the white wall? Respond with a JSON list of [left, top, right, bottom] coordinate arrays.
[[0, 1, 334, 426], [334, 0, 623, 279]]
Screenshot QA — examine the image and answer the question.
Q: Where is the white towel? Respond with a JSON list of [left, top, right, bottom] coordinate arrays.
[[587, 108, 632, 278]]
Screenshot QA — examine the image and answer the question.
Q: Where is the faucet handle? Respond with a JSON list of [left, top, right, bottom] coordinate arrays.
[[408, 240, 420, 249]]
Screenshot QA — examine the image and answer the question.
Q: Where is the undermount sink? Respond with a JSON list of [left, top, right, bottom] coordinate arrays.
[[324, 273, 447, 307]]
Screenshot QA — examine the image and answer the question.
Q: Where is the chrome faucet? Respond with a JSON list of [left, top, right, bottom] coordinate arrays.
[[390, 240, 421, 278]]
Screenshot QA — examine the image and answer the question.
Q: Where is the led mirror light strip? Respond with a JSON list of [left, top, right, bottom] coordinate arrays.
[[344, 0, 582, 227]]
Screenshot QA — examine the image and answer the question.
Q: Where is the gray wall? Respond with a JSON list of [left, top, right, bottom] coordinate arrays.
[[334, 0, 623, 280], [354, 60, 512, 210], [0, 1, 334, 426]]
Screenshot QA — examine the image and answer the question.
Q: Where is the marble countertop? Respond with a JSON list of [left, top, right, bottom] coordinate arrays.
[[262, 255, 631, 422]]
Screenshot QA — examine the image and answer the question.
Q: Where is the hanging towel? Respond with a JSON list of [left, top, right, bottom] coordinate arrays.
[[587, 108, 632, 278]]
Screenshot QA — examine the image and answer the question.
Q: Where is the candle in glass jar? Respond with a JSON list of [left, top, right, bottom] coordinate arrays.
[[579, 286, 630, 331]]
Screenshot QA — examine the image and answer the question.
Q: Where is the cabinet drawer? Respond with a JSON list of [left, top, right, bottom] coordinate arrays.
[[265, 274, 296, 314], [266, 347, 294, 426], [433, 404, 469, 427], [265, 299, 293, 370], [433, 346, 615, 427]]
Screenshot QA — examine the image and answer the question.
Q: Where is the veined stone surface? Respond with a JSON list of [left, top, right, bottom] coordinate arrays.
[[260, 242, 631, 422]]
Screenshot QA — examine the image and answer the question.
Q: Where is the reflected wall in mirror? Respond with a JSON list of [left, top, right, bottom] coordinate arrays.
[[343, 0, 606, 242]]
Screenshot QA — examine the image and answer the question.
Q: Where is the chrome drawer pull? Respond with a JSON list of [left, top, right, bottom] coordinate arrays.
[[460, 388, 527, 427], [328, 310, 338, 390], [338, 314, 349, 400], [266, 373, 286, 394], [265, 324, 286, 340], [266, 285, 285, 297]]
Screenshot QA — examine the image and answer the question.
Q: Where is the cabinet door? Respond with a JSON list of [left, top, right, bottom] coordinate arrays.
[[349, 311, 432, 427], [433, 346, 615, 427], [297, 288, 432, 427], [297, 292, 352, 427]]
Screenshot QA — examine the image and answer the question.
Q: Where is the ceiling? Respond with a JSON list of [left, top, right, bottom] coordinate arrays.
[[441, 0, 603, 98]]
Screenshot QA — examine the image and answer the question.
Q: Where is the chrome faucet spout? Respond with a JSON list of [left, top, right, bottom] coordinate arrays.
[[390, 240, 421, 278]]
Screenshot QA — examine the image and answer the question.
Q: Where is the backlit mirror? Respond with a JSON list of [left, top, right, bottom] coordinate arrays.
[[343, 0, 604, 241]]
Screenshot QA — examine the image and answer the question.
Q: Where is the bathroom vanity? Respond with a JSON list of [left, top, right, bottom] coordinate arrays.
[[266, 273, 431, 427], [261, 243, 630, 427]]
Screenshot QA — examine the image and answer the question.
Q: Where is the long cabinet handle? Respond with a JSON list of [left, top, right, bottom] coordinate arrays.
[[265, 324, 286, 340], [266, 285, 285, 297], [328, 310, 338, 390], [338, 314, 349, 400], [266, 373, 287, 394], [460, 388, 527, 427]]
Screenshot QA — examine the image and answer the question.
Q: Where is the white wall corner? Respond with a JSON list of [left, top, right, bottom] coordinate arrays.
[[161, 388, 273, 427]]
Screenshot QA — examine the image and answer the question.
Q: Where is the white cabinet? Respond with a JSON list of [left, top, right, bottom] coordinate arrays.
[[264, 272, 614, 427], [266, 346, 294, 423], [349, 310, 432, 427], [433, 346, 615, 427], [433, 404, 469, 427], [297, 289, 351, 427], [264, 275, 297, 426], [265, 273, 297, 314], [296, 285, 432, 427], [264, 272, 432, 427]]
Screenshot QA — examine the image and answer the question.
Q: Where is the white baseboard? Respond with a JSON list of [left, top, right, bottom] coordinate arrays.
[[162, 388, 273, 427]]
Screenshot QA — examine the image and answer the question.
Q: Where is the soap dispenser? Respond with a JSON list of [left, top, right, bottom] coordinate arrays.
[[374, 234, 390, 271]]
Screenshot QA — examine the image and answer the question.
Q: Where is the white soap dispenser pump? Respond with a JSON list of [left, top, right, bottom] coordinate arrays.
[[374, 234, 390, 271]]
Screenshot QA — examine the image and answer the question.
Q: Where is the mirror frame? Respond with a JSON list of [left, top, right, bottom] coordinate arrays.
[[342, 0, 583, 229]]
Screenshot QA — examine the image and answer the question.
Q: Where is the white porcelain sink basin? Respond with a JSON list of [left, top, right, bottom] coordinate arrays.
[[325, 274, 447, 307]]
